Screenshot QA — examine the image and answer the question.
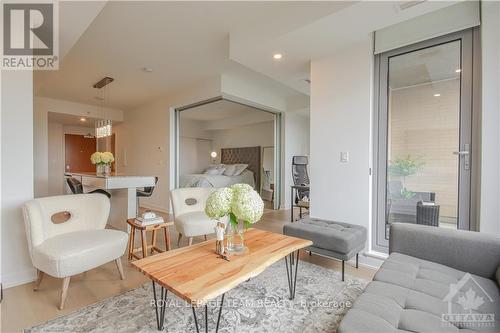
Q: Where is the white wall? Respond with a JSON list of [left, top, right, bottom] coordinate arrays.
[[310, 39, 379, 268], [34, 97, 124, 197], [479, 1, 500, 237], [47, 123, 65, 196], [1, 71, 35, 288], [179, 137, 213, 175], [179, 118, 214, 175], [283, 111, 310, 209], [211, 121, 275, 161]]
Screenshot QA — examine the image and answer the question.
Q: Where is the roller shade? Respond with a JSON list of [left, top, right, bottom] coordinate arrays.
[[374, 1, 480, 54]]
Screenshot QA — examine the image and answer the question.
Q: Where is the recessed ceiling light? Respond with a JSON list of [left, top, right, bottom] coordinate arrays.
[[273, 53, 283, 60], [433, 93, 441, 97], [80, 117, 87, 122], [455, 69, 462, 73], [142, 67, 153, 73]]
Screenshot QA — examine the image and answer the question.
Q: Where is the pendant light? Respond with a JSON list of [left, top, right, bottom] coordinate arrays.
[[93, 77, 114, 139]]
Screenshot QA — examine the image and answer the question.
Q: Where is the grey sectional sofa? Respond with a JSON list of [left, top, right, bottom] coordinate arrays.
[[338, 223, 500, 333]]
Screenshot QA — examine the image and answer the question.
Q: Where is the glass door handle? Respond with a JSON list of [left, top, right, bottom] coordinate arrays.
[[453, 144, 470, 170]]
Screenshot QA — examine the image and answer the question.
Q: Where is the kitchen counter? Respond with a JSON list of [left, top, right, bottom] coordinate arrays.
[[65, 172, 156, 232]]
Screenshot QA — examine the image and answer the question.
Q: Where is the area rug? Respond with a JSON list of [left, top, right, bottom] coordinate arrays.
[[25, 260, 367, 333]]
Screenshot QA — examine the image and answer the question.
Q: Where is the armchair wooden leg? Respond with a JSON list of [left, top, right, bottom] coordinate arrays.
[[115, 258, 125, 280], [177, 233, 183, 247], [33, 270, 44, 291], [59, 277, 71, 310], [188, 237, 193, 246]]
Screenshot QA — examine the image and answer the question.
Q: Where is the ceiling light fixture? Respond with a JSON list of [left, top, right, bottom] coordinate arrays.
[[273, 53, 283, 60], [142, 67, 153, 73], [93, 76, 114, 139], [455, 69, 462, 73], [433, 93, 441, 97], [80, 117, 87, 122]]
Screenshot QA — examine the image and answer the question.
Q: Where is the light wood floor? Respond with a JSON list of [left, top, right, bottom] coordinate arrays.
[[1, 208, 375, 333]]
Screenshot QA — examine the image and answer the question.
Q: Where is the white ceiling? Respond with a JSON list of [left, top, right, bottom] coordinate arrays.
[[229, 1, 460, 94], [35, 1, 462, 110], [180, 99, 274, 122], [35, 1, 350, 110]]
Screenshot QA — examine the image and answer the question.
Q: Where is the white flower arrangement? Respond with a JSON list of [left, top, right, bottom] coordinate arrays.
[[90, 151, 115, 165], [205, 183, 264, 228]]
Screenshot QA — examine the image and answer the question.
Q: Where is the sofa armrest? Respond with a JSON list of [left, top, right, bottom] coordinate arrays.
[[389, 223, 500, 279]]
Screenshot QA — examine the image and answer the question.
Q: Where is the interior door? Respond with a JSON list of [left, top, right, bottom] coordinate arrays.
[[65, 134, 96, 172], [374, 29, 474, 250]]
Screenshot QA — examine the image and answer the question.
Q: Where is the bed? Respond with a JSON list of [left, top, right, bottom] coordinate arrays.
[[180, 146, 261, 189]]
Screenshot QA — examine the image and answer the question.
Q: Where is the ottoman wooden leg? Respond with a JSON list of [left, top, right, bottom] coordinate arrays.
[[341, 260, 345, 281]]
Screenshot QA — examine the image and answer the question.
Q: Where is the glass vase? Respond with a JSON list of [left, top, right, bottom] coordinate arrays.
[[96, 164, 111, 176], [226, 220, 246, 255]]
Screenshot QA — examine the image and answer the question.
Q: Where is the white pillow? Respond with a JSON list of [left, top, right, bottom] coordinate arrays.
[[204, 164, 225, 175], [223, 164, 237, 176], [233, 164, 248, 176], [205, 168, 224, 175]]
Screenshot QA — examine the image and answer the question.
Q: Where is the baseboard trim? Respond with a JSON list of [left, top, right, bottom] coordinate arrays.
[[1, 268, 36, 289]]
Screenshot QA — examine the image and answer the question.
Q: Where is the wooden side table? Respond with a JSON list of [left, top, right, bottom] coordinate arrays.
[[126, 219, 173, 260]]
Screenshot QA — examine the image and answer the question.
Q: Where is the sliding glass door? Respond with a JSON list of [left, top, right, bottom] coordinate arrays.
[[373, 29, 475, 250]]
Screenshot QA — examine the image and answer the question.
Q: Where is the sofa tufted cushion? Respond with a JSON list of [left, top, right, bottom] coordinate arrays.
[[339, 253, 500, 333], [33, 229, 128, 278], [283, 218, 367, 255]]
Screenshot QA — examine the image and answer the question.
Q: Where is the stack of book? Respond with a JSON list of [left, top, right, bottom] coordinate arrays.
[[135, 216, 164, 226]]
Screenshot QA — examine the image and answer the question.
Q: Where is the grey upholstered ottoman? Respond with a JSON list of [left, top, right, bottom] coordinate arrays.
[[283, 218, 367, 280]]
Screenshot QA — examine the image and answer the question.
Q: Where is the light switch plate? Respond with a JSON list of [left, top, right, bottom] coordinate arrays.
[[340, 151, 349, 162]]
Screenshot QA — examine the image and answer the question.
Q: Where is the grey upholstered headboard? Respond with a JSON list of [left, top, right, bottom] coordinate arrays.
[[220, 146, 261, 190]]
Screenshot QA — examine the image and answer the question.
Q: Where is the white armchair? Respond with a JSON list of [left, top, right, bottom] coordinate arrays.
[[22, 193, 128, 309], [170, 188, 228, 246]]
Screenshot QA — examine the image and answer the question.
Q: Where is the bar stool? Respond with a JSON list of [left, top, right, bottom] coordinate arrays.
[[126, 218, 172, 260], [66, 177, 111, 198], [136, 176, 159, 215]]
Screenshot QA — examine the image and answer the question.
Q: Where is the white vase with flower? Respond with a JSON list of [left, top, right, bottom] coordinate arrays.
[[90, 152, 114, 176], [205, 183, 264, 255]]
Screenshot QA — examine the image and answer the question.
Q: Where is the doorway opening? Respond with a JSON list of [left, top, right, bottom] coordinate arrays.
[[173, 97, 282, 210], [47, 111, 117, 196], [372, 29, 480, 251]]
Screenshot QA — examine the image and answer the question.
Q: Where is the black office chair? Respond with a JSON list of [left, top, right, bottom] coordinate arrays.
[[136, 176, 159, 214], [292, 156, 310, 202], [292, 156, 310, 220], [66, 177, 111, 199]]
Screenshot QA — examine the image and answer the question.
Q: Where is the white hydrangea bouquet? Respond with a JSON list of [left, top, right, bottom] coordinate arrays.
[[90, 152, 114, 175], [205, 183, 264, 254]]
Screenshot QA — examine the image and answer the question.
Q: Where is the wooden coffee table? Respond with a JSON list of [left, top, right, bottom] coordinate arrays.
[[132, 228, 312, 332]]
